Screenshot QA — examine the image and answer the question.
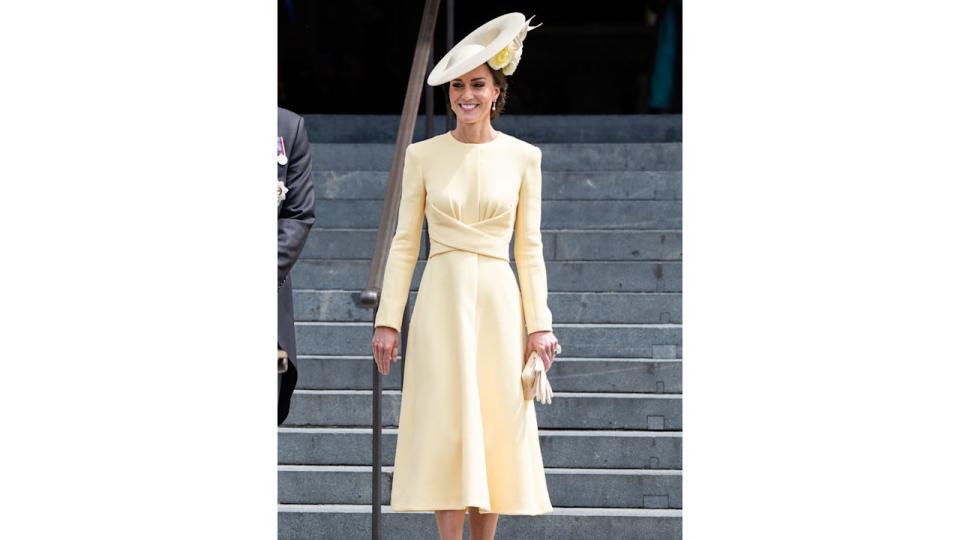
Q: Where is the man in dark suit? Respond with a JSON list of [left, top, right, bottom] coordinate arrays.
[[278, 107, 315, 424]]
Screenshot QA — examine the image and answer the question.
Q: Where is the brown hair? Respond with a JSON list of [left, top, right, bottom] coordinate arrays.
[[447, 65, 509, 120], [490, 68, 509, 119]]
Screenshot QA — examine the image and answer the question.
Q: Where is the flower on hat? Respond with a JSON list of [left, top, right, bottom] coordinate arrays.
[[487, 15, 541, 75], [488, 43, 516, 70], [502, 46, 523, 75]]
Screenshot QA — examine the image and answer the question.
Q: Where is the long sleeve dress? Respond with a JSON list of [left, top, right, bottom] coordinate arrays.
[[374, 131, 554, 515]]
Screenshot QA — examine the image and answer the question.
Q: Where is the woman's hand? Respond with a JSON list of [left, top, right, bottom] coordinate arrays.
[[525, 330, 560, 371], [372, 326, 400, 375]]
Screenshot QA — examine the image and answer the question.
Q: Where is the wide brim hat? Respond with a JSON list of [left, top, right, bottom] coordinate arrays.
[[427, 12, 540, 86]]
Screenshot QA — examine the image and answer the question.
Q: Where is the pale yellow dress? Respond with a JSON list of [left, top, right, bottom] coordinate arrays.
[[374, 131, 554, 515]]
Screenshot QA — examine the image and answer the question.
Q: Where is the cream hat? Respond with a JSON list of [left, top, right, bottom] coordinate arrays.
[[427, 12, 541, 86]]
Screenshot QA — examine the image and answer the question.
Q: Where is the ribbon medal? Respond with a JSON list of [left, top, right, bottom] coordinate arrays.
[[277, 136, 288, 166]]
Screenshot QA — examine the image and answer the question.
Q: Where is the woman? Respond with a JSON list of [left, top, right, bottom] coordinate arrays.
[[370, 13, 559, 540]]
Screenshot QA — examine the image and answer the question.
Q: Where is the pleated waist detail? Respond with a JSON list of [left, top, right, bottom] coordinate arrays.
[[426, 202, 513, 262]]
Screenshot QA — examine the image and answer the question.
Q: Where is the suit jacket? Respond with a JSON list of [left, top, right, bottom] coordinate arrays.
[[278, 107, 315, 424]]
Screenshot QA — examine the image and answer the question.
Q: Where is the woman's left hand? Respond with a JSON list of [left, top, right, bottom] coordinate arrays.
[[525, 330, 560, 371]]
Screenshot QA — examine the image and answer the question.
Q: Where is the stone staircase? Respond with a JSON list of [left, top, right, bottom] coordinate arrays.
[[279, 114, 682, 539]]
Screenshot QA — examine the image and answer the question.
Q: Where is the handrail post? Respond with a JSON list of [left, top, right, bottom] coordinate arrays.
[[372, 309, 383, 539]]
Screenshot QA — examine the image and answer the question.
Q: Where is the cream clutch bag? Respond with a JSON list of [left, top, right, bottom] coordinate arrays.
[[521, 349, 557, 405]]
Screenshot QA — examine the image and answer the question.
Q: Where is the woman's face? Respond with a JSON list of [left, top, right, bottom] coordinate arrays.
[[448, 64, 500, 125]]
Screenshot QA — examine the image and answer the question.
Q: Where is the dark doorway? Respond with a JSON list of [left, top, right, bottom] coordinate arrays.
[[279, 0, 681, 115]]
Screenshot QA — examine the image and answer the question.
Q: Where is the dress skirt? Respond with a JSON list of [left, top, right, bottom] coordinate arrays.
[[389, 248, 553, 515]]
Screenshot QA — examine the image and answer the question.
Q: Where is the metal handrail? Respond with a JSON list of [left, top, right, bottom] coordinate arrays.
[[360, 0, 441, 538], [360, 0, 440, 306]]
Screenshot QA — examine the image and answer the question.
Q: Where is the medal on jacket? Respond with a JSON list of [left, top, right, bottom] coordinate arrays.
[[277, 136, 288, 165]]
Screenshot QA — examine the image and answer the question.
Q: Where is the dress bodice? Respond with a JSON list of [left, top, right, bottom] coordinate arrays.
[[421, 132, 524, 262], [375, 130, 554, 335]]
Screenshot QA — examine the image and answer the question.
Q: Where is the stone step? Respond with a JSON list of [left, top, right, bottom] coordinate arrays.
[[278, 465, 682, 509], [291, 260, 682, 293], [301, 229, 682, 261], [283, 390, 682, 430], [310, 199, 681, 229], [279, 428, 682, 470], [544, 292, 684, 323], [293, 356, 681, 394], [279, 504, 681, 540], [294, 322, 682, 359], [311, 169, 681, 200], [303, 114, 682, 143], [291, 356, 403, 391], [310, 143, 682, 171], [294, 290, 681, 324], [293, 291, 368, 323]]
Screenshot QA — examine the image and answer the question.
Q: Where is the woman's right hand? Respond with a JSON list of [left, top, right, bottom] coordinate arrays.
[[371, 326, 400, 375]]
